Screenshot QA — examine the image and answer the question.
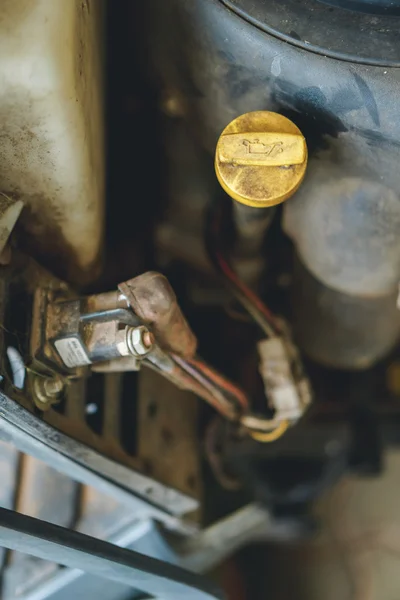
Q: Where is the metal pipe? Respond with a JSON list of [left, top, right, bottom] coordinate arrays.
[[232, 202, 275, 260]]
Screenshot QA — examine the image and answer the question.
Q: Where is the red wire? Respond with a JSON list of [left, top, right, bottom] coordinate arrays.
[[170, 359, 236, 418], [215, 248, 282, 333], [210, 204, 281, 334], [184, 356, 249, 412]]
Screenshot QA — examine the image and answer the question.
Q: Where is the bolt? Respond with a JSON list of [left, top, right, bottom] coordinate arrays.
[[126, 326, 154, 357], [43, 376, 64, 396], [33, 375, 65, 410], [142, 329, 155, 349]]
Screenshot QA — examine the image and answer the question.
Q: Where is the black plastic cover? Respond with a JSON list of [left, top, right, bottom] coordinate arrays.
[[220, 0, 400, 65], [320, 0, 400, 13]]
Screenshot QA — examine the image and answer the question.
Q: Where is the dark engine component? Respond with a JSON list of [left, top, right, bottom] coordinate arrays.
[[146, 0, 400, 369], [319, 0, 400, 14]]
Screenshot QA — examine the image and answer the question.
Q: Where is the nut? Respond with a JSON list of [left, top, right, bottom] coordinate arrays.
[[126, 326, 154, 357], [33, 375, 65, 410], [43, 376, 64, 396]]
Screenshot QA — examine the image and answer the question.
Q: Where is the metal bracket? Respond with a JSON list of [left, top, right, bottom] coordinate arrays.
[[0, 391, 198, 533], [0, 507, 221, 600]]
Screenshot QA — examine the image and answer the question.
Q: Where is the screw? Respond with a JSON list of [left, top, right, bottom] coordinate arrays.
[[126, 326, 154, 357]]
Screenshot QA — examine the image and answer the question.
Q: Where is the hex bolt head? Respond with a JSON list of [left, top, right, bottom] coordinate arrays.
[[33, 375, 65, 411], [126, 326, 154, 357], [43, 376, 64, 396]]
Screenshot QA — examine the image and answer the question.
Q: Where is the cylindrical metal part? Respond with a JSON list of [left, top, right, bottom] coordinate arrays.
[[283, 170, 400, 368], [232, 202, 275, 287], [233, 203, 275, 259], [283, 173, 400, 298], [85, 291, 129, 314], [292, 256, 400, 370]]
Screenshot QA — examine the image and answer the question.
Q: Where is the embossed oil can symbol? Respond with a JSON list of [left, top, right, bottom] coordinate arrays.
[[215, 111, 308, 208], [242, 139, 284, 156]]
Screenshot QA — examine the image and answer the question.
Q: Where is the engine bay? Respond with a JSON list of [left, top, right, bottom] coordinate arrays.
[[0, 1, 400, 599]]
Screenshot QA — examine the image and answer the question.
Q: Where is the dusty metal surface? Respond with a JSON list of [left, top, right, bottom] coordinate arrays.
[[0, 441, 19, 572], [284, 173, 400, 298], [43, 377, 137, 466], [0, 387, 198, 525], [232, 202, 274, 261], [119, 272, 198, 358], [31, 286, 144, 374], [0, 433, 280, 600], [0, 508, 223, 600], [0, 435, 136, 600], [0, 426, 271, 600], [18, 274, 203, 523], [0, 440, 157, 600], [3, 456, 78, 600], [0, 440, 80, 600], [0, 0, 105, 284], [292, 255, 400, 369], [138, 369, 202, 514]]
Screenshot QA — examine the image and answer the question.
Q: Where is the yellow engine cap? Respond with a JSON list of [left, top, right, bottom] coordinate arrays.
[[215, 111, 308, 208]]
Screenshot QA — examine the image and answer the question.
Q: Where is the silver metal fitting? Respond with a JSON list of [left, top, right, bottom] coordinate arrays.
[[126, 325, 154, 357]]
